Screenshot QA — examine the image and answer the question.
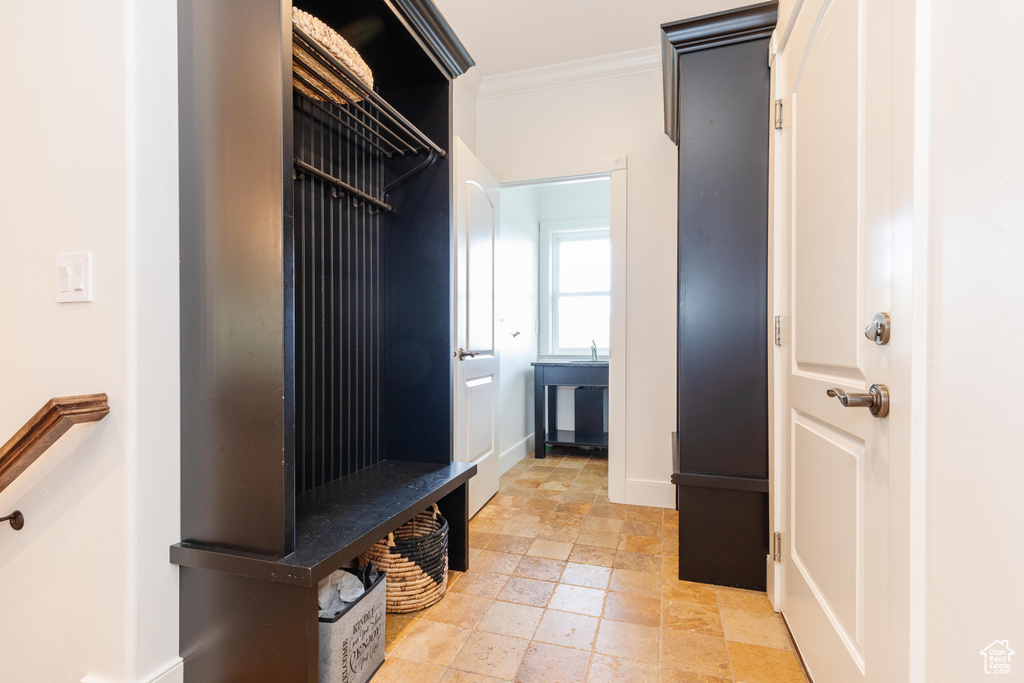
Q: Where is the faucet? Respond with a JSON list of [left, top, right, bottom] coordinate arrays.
[[591, 340, 598, 361]]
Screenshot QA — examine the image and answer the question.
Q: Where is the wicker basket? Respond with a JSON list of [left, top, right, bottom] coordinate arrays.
[[359, 504, 449, 614], [292, 7, 374, 104]]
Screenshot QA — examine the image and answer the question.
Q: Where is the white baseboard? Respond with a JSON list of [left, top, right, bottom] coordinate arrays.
[[499, 433, 535, 475], [613, 479, 676, 509], [147, 659, 184, 683], [82, 657, 184, 683]]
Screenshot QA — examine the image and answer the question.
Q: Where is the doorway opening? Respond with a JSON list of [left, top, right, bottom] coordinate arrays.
[[498, 175, 612, 467], [453, 141, 628, 515]]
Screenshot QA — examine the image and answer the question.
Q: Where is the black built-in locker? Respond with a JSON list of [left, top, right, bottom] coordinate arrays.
[[174, 0, 475, 678], [662, 2, 778, 591]]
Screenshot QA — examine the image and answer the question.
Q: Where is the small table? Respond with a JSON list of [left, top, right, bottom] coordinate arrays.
[[532, 361, 609, 458]]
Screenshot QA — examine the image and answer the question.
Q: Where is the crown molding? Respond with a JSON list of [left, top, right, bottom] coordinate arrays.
[[455, 66, 483, 99], [387, 0, 474, 78], [477, 45, 661, 101], [661, 1, 779, 144]]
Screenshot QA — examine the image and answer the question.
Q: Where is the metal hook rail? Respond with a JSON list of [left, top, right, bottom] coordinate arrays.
[[294, 151, 440, 214], [293, 25, 446, 158], [291, 26, 448, 213], [383, 150, 439, 196], [294, 159, 393, 213]]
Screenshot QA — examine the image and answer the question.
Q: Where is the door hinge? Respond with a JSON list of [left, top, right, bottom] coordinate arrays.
[[774, 99, 783, 129], [774, 315, 783, 346], [773, 532, 782, 562]]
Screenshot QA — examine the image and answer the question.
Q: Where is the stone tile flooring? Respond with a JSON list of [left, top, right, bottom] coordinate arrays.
[[376, 452, 808, 683]]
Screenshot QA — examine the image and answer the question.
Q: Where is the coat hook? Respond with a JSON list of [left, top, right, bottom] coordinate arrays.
[[1, 510, 24, 531]]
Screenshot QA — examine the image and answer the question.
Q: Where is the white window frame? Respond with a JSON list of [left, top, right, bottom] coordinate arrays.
[[538, 217, 610, 357]]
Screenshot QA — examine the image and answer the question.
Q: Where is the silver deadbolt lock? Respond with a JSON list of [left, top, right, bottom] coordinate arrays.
[[864, 312, 891, 345]]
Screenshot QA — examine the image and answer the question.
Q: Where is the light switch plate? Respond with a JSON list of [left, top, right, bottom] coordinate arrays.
[[56, 253, 93, 303]]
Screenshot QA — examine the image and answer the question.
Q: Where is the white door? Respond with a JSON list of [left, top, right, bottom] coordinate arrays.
[[453, 138, 500, 517], [775, 0, 904, 680]]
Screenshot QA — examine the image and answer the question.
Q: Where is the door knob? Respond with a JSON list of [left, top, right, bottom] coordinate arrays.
[[456, 348, 479, 361], [826, 384, 889, 418], [864, 312, 891, 345]]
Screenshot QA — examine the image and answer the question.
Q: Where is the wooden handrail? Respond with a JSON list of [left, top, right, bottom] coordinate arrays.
[[0, 394, 110, 495]]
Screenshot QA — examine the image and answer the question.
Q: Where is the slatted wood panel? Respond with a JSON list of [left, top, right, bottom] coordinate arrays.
[[293, 93, 384, 495]]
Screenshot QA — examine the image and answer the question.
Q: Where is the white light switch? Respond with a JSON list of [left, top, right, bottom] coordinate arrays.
[[58, 265, 72, 292], [56, 253, 93, 302]]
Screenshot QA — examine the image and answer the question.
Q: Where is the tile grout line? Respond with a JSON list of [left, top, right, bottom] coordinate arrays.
[[718, 590, 738, 682], [383, 452, 799, 682]]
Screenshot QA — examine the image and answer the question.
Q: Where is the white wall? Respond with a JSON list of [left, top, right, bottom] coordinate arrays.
[[536, 178, 611, 222], [924, 1, 1024, 679], [127, 0, 182, 680], [453, 68, 481, 154], [476, 65, 678, 506], [0, 1, 181, 681], [495, 186, 540, 471]]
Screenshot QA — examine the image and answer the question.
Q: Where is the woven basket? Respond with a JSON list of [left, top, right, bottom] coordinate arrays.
[[292, 7, 374, 104], [359, 504, 449, 614]]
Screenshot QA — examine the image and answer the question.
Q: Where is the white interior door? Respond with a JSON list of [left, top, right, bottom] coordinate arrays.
[[775, 0, 902, 680], [454, 138, 500, 517]]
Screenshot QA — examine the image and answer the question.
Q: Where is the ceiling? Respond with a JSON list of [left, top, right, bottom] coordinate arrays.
[[432, 0, 744, 77]]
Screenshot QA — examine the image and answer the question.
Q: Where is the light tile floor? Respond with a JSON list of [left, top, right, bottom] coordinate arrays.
[[376, 452, 808, 683]]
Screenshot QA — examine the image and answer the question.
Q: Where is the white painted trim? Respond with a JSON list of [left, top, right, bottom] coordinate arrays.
[[623, 479, 675, 509], [124, 4, 143, 680], [82, 658, 183, 683], [124, 2, 181, 681], [493, 157, 627, 190], [766, 46, 779, 609], [607, 168, 628, 505], [501, 172, 617, 189], [499, 433, 535, 475], [478, 46, 661, 101], [146, 659, 184, 683], [906, 1, 932, 679], [456, 66, 483, 99], [774, 0, 806, 59]]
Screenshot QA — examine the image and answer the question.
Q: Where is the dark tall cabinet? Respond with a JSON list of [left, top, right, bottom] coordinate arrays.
[[661, 2, 777, 591], [172, 1, 476, 679]]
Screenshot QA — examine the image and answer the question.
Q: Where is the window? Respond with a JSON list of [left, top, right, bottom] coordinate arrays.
[[549, 228, 610, 355]]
